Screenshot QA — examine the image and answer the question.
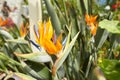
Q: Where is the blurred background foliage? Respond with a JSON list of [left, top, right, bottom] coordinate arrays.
[[0, 0, 120, 80]]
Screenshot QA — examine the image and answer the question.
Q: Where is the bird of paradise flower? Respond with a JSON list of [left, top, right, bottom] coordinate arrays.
[[85, 14, 98, 36], [20, 22, 29, 38], [33, 18, 63, 55]]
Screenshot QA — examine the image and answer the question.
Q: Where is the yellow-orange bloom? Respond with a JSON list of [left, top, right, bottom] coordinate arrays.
[[34, 19, 62, 54], [20, 22, 29, 38], [85, 14, 98, 36]]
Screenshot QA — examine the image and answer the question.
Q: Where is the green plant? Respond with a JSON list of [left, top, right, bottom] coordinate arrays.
[[0, 0, 120, 80]]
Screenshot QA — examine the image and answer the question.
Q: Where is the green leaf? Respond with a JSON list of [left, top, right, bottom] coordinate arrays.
[[95, 28, 109, 49], [4, 72, 36, 80], [15, 52, 51, 62], [0, 52, 21, 72], [0, 52, 20, 66], [108, 34, 119, 58], [79, 0, 86, 15], [44, 0, 61, 35], [99, 19, 120, 34], [0, 29, 13, 39], [83, 0, 88, 13], [21, 61, 51, 80], [6, 38, 28, 44], [52, 31, 79, 75], [99, 59, 120, 80], [71, 17, 79, 39], [25, 61, 52, 80]]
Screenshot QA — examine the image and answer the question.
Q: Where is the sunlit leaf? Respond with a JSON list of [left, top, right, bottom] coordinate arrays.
[[0, 29, 13, 39], [99, 19, 120, 34], [99, 59, 120, 80], [14, 52, 51, 62]]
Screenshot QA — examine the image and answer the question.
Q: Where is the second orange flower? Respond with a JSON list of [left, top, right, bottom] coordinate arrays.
[[85, 14, 98, 36]]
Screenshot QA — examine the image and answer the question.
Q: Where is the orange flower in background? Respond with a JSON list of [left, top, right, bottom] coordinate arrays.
[[85, 14, 98, 36], [0, 17, 14, 27], [34, 18, 62, 54], [0, 17, 8, 26], [20, 22, 29, 38]]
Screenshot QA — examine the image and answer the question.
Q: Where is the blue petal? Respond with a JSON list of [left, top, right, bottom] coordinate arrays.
[[29, 39, 42, 51], [34, 25, 39, 38]]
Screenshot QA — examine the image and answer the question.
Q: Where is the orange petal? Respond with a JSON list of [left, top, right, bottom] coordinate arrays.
[[0, 17, 3, 23], [43, 38, 57, 54], [56, 40, 62, 51], [0, 19, 8, 26], [90, 15, 98, 23], [38, 22, 44, 46], [20, 23, 24, 37], [85, 14, 98, 25], [57, 33, 62, 41], [90, 23, 97, 36], [91, 26, 97, 36], [20, 23, 27, 37], [45, 18, 53, 39], [56, 33, 62, 51]]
